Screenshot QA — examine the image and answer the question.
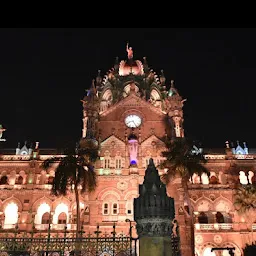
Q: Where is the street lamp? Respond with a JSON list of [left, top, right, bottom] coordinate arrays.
[[125, 219, 133, 256]]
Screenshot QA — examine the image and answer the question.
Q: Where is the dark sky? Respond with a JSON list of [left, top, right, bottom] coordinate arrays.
[[0, 28, 255, 149]]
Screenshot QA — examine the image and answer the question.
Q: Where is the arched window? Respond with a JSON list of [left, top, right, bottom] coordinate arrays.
[[103, 203, 109, 215], [42, 212, 50, 224], [104, 158, 110, 169], [209, 176, 218, 184], [112, 203, 118, 215], [203, 247, 216, 256], [16, 176, 23, 185], [216, 212, 225, 223], [58, 212, 67, 224], [4, 202, 18, 228], [0, 176, 8, 185], [198, 212, 208, 224], [115, 158, 122, 169]]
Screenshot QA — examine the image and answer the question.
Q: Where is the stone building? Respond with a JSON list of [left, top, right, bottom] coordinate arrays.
[[0, 46, 255, 256]]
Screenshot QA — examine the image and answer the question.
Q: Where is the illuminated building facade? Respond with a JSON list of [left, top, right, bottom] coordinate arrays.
[[0, 46, 255, 256]]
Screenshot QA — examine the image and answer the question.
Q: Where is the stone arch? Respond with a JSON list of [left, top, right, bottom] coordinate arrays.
[[52, 203, 69, 224], [97, 188, 122, 201], [2, 196, 23, 212], [195, 197, 212, 212], [201, 242, 218, 256], [213, 197, 232, 213], [52, 197, 71, 211], [123, 190, 139, 200], [221, 242, 242, 256], [32, 196, 53, 212]]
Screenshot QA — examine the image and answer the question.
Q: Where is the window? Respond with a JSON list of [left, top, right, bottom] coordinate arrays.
[[16, 176, 23, 184], [24, 199, 30, 204], [103, 203, 109, 215], [145, 159, 150, 166], [104, 159, 110, 169], [42, 212, 50, 224], [0, 176, 8, 185], [126, 202, 133, 215], [116, 159, 122, 169], [58, 212, 67, 224], [112, 203, 118, 215]]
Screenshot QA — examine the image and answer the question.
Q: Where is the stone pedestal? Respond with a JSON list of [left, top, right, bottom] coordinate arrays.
[[134, 158, 178, 256], [140, 237, 172, 256]]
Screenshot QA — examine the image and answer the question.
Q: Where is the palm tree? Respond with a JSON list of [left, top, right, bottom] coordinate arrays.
[[234, 184, 256, 244], [161, 137, 209, 256], [243, 242, 256, 256], [42, 143, 98, 238]]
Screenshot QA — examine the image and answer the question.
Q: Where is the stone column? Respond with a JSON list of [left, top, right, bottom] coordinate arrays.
[[134, 158, 177, 256]]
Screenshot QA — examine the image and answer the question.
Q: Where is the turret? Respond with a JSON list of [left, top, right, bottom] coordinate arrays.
[[165, 80, 186, 139]]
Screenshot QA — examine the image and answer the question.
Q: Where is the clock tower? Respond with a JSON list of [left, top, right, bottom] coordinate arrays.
[[80, 45, 186, 170], [78, 45, 187, 252]]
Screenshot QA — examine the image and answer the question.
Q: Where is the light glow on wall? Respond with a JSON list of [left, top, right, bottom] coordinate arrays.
[[4, 202, 18, 228], [53, 203, 69, 224], [203, 247, 216, 256], [35, 203, 50, 224]]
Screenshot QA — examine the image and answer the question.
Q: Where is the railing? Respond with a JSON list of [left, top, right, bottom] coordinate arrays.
[[0, 225, 139, 256], [102, 215, 119, 222], [35, 224, 77, 230], [195, 223, 233, 231]]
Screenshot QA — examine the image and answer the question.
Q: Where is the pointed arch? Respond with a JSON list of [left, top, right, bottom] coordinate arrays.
[[32, 196, 53, 212], [52, 196, 71, 211], [213, 196, 233, 213], [221, 242, 242, 256], [194, 197, 212, 212], [2, 196, 22, 212], [97, 187, 122, 201]]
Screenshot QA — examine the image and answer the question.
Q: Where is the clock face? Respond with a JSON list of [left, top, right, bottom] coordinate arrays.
[[125, 114, 142, 128]]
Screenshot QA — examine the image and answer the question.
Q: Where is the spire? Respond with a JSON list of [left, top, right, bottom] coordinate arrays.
[[114, 57, 119, 71], [168, 80, 179, 97], [160, 70, 166, 85], [96, 70, 102, 85]]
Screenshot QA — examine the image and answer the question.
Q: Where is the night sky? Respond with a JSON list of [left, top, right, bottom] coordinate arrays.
[[0, 28, 255, 150]]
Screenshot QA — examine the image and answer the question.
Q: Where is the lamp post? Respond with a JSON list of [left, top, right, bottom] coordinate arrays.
[[125, 219, 133, 256]]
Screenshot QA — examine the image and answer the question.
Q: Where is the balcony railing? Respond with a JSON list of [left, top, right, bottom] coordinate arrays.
[[35, 223, 77, 231], [195, 223, 233, 231]]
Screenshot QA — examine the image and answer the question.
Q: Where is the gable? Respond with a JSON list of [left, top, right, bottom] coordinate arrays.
[[141, 135, 166, 157], [100, 93, 165, 118], [100, 135, 126, 157]]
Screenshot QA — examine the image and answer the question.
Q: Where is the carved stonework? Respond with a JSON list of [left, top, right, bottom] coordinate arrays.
[[117, 181, 128, 191], [195, 234, 203, 245], [214, 234, 222, 244], [136, 218, 172, 237]]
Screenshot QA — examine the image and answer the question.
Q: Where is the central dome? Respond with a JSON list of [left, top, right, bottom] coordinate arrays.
[[119, 60, 144, 76]]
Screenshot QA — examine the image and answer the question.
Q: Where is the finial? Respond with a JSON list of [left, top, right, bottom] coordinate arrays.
[[160, 70, 166, 85], [114, 57, 119, 70], [237, 140, 240, 146], [96, 70, 102, 84], [149, 158, 154, 166], [171, 80, 175, 88], [126, 42, 133, 59], [225, 141, 230, 148], [243, 142, 247, 148]]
